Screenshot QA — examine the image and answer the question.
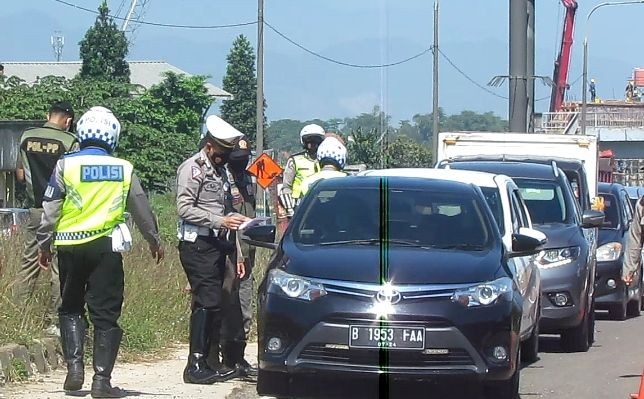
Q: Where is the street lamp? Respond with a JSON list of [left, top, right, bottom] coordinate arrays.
[[581, 0, 644, 135]]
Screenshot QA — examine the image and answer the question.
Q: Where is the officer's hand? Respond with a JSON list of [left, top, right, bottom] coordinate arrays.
[[38, 248, 52, 270], [223, 214, 250, 230], [237, 261, 246, 279], [183, 282, 192, 294], [623, 272, 635, 286], [150, 244, 164, 264]]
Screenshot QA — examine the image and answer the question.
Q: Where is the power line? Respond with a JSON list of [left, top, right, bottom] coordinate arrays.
[[52, 0, 257, 29], [264, 20, 432, 69], [436, 48, 509, 99]]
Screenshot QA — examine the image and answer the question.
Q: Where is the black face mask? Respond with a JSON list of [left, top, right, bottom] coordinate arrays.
[[228, 158, 249, 171], [210, 149, 234, 166]]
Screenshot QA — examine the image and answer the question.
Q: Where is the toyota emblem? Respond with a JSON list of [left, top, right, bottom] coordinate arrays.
[[375, 286, 402, 305]]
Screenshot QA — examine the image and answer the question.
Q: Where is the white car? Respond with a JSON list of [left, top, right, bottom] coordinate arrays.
[[359, 168, 544, 362]]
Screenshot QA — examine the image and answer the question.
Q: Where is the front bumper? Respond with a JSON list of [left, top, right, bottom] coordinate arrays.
[[259, 294, 520, 382], [538, 258, 589, 332], [595, 259, 628, 307]]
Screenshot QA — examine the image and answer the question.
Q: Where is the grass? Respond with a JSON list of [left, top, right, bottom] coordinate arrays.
[[0, 193, 272, 364]]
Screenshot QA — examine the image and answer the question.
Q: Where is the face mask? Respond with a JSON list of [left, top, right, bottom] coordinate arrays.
[[210, 150, 232, 166]]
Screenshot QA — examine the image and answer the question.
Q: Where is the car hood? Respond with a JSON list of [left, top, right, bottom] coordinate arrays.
[[598, 228, 624, 247], [280, 241, 504, 285], [532, 223, 581, 248]]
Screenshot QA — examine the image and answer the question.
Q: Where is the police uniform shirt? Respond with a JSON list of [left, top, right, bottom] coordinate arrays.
[[18, 122, 79, 208], [176, 150, 231, 229], [280, 151, 316, 195]]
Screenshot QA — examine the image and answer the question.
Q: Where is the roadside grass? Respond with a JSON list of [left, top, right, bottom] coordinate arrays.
[[0, 193, 271, 364]]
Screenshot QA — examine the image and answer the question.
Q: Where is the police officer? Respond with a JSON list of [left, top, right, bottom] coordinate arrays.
[[177, 115, 250, 385], [300, 136, 348, 196], [15, 101, 79, 335], [219, 136, 257, 377], [279, 124, 325, 216], [37, 106, 164, 398]]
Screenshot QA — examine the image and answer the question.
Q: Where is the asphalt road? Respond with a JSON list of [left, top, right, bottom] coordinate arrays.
[[229, 310, 644, 399]]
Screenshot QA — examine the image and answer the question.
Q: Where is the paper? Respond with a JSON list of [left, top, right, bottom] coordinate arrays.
[[239, 216, 271, 231], [111, 223, 133, 252]]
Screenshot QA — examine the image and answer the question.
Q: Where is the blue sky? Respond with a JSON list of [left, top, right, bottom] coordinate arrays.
[[2, 0, 643, 123]]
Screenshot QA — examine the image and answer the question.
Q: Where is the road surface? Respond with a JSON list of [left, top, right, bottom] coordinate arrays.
[[1, 311, 642, 398]]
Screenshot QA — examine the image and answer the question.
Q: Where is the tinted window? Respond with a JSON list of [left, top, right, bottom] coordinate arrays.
[[599, 193, 620, 229], [480, 187, 504, 235], [294, 186, 492, 249], [514, 179, 569, 225]]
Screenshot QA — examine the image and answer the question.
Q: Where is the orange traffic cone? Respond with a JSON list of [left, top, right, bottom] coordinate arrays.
[[631, 369, 644, 399]]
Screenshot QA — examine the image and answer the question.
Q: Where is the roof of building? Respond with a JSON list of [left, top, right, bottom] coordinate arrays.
[[0, 61, 232, 99]]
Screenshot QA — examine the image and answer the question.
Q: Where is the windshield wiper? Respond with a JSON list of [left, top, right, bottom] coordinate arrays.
[[319, 238, 422, 247], [431, 244, 486, 251]]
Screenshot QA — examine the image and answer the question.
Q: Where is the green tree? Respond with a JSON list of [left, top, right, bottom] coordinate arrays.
[[78, 1, 130, 82], [220, 35, 264, 143]]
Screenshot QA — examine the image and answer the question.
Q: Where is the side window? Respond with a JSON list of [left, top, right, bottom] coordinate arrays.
[[621, 190, 633, 223], [514, 190, 531, 227], [510, 191, 529, 230]]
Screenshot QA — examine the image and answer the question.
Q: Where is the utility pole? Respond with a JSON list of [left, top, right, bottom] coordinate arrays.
[[509, 0, 528, 132], [256, 0, 265, 156], [432, 0, 440, 163], [51, 31, 64, 62], [527, 0, 535, 132]]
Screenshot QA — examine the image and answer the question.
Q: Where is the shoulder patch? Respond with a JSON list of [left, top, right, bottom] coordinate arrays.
[[191, 166, 202, 179]]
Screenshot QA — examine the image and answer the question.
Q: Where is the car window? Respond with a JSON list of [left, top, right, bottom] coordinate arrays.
[[294, 186, 492, 249], [514, 178, 569, 225], [510, 190, 530, 229], [598, 193, 619, 229], [480, 187, 504, 235], [620, 190, 633, 223]]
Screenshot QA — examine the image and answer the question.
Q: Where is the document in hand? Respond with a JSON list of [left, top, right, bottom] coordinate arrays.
[[239, 216, 272, 231]]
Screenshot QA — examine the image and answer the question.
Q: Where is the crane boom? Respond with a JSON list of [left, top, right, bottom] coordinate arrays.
[[549, 0, 578, 112]]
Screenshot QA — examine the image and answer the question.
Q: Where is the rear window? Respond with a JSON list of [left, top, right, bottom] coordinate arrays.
[[293, 186, 492, 249], [599, 194, 619, 229], [514, 179, 569, 225]]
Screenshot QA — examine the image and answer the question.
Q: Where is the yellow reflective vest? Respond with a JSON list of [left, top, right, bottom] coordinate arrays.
[[54, 155, 133, 246], [291, 154, 318, 199]]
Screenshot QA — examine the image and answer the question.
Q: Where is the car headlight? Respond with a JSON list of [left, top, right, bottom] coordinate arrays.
[[535, 246, 580, 269], [596, 242, 622, 262], [452, 277, 513, 307], [268, 269, 327, 301]]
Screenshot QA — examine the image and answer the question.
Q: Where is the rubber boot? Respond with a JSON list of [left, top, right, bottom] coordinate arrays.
[[223, 341, 257, 378], [183, 309, 237, 384], [90, 328, 125, 398], [59, 314, 86, 391]]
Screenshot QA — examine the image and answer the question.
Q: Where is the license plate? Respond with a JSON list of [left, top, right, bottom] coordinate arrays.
[[348, 325, 425, 349]]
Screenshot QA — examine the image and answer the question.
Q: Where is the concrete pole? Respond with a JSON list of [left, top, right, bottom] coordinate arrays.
[[509, 0, 528, 133], [256, 0, 265, 155], [527, 0, 535, 133], [581, 38, 588, 135], [432, 0, 440, 162]]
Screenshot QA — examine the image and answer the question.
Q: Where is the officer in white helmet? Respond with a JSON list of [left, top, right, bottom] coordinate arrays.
[[36, 106, 164, 398], [300, 136, 348, 196], [279, 123, 325, 217], [176, 115, 251, 385]]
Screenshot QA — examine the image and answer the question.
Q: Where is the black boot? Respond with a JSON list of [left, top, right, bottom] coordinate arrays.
[[235, 342, 258, 378], [184, 309, 237, 384], [90, 328, 125, 398], [59, 314, 86, 391]]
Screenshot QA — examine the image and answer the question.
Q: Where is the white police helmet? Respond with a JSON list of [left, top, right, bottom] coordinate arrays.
[[205, 115, 244, 148], [76, 106, 121, 152], [317, 136, 347, 168], [299, 124, 325, 144]]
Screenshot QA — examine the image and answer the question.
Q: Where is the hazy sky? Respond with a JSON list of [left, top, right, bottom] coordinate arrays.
[[2, 0, 643, 122]]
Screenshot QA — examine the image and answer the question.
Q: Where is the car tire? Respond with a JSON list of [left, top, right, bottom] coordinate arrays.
[[608, 301, 627, 321], [588, 298, 596, 346], [257, 370, 290, 398], [521, 308, 539, 363], [561, 307, 590, 352], [484, 349, 520, 399]]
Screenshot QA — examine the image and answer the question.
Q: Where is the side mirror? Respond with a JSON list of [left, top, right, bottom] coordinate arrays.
[[511, 227, 547, 256], [241, 225, 278, 250], [582, 210, 604, 228]]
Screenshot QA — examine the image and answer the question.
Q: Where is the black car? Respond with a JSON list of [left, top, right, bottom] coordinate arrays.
[[440, 161, 604, 352], [245, 176, 545, 399], [596, 182, 642, 319]]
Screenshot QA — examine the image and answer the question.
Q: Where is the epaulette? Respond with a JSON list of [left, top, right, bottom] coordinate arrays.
[[195, 158, 206, 167]]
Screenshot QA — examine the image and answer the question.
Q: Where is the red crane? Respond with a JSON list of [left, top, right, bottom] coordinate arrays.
[[549, 0, 578, 112]]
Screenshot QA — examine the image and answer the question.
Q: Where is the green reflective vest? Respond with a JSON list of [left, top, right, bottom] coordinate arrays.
[[292, 154, 318, 199], [54, 155, 133, 246]]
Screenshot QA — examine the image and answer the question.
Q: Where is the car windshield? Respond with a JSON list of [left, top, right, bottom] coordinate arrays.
[[480, 187, 504, 235], [514, 178, 569, 225], [599, 194, 619, 229], [292, 186, 492, 249]]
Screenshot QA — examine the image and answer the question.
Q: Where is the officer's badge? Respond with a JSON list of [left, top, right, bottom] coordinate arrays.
[[191, 166, 202, 179], [239, 140, 248, 149]]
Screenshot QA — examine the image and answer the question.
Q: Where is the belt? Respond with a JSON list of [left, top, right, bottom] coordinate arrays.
[[196, 226, 219, 237]]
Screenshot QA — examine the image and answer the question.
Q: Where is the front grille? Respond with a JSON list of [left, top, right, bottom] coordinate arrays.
[[298, 344, 474, 367]]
